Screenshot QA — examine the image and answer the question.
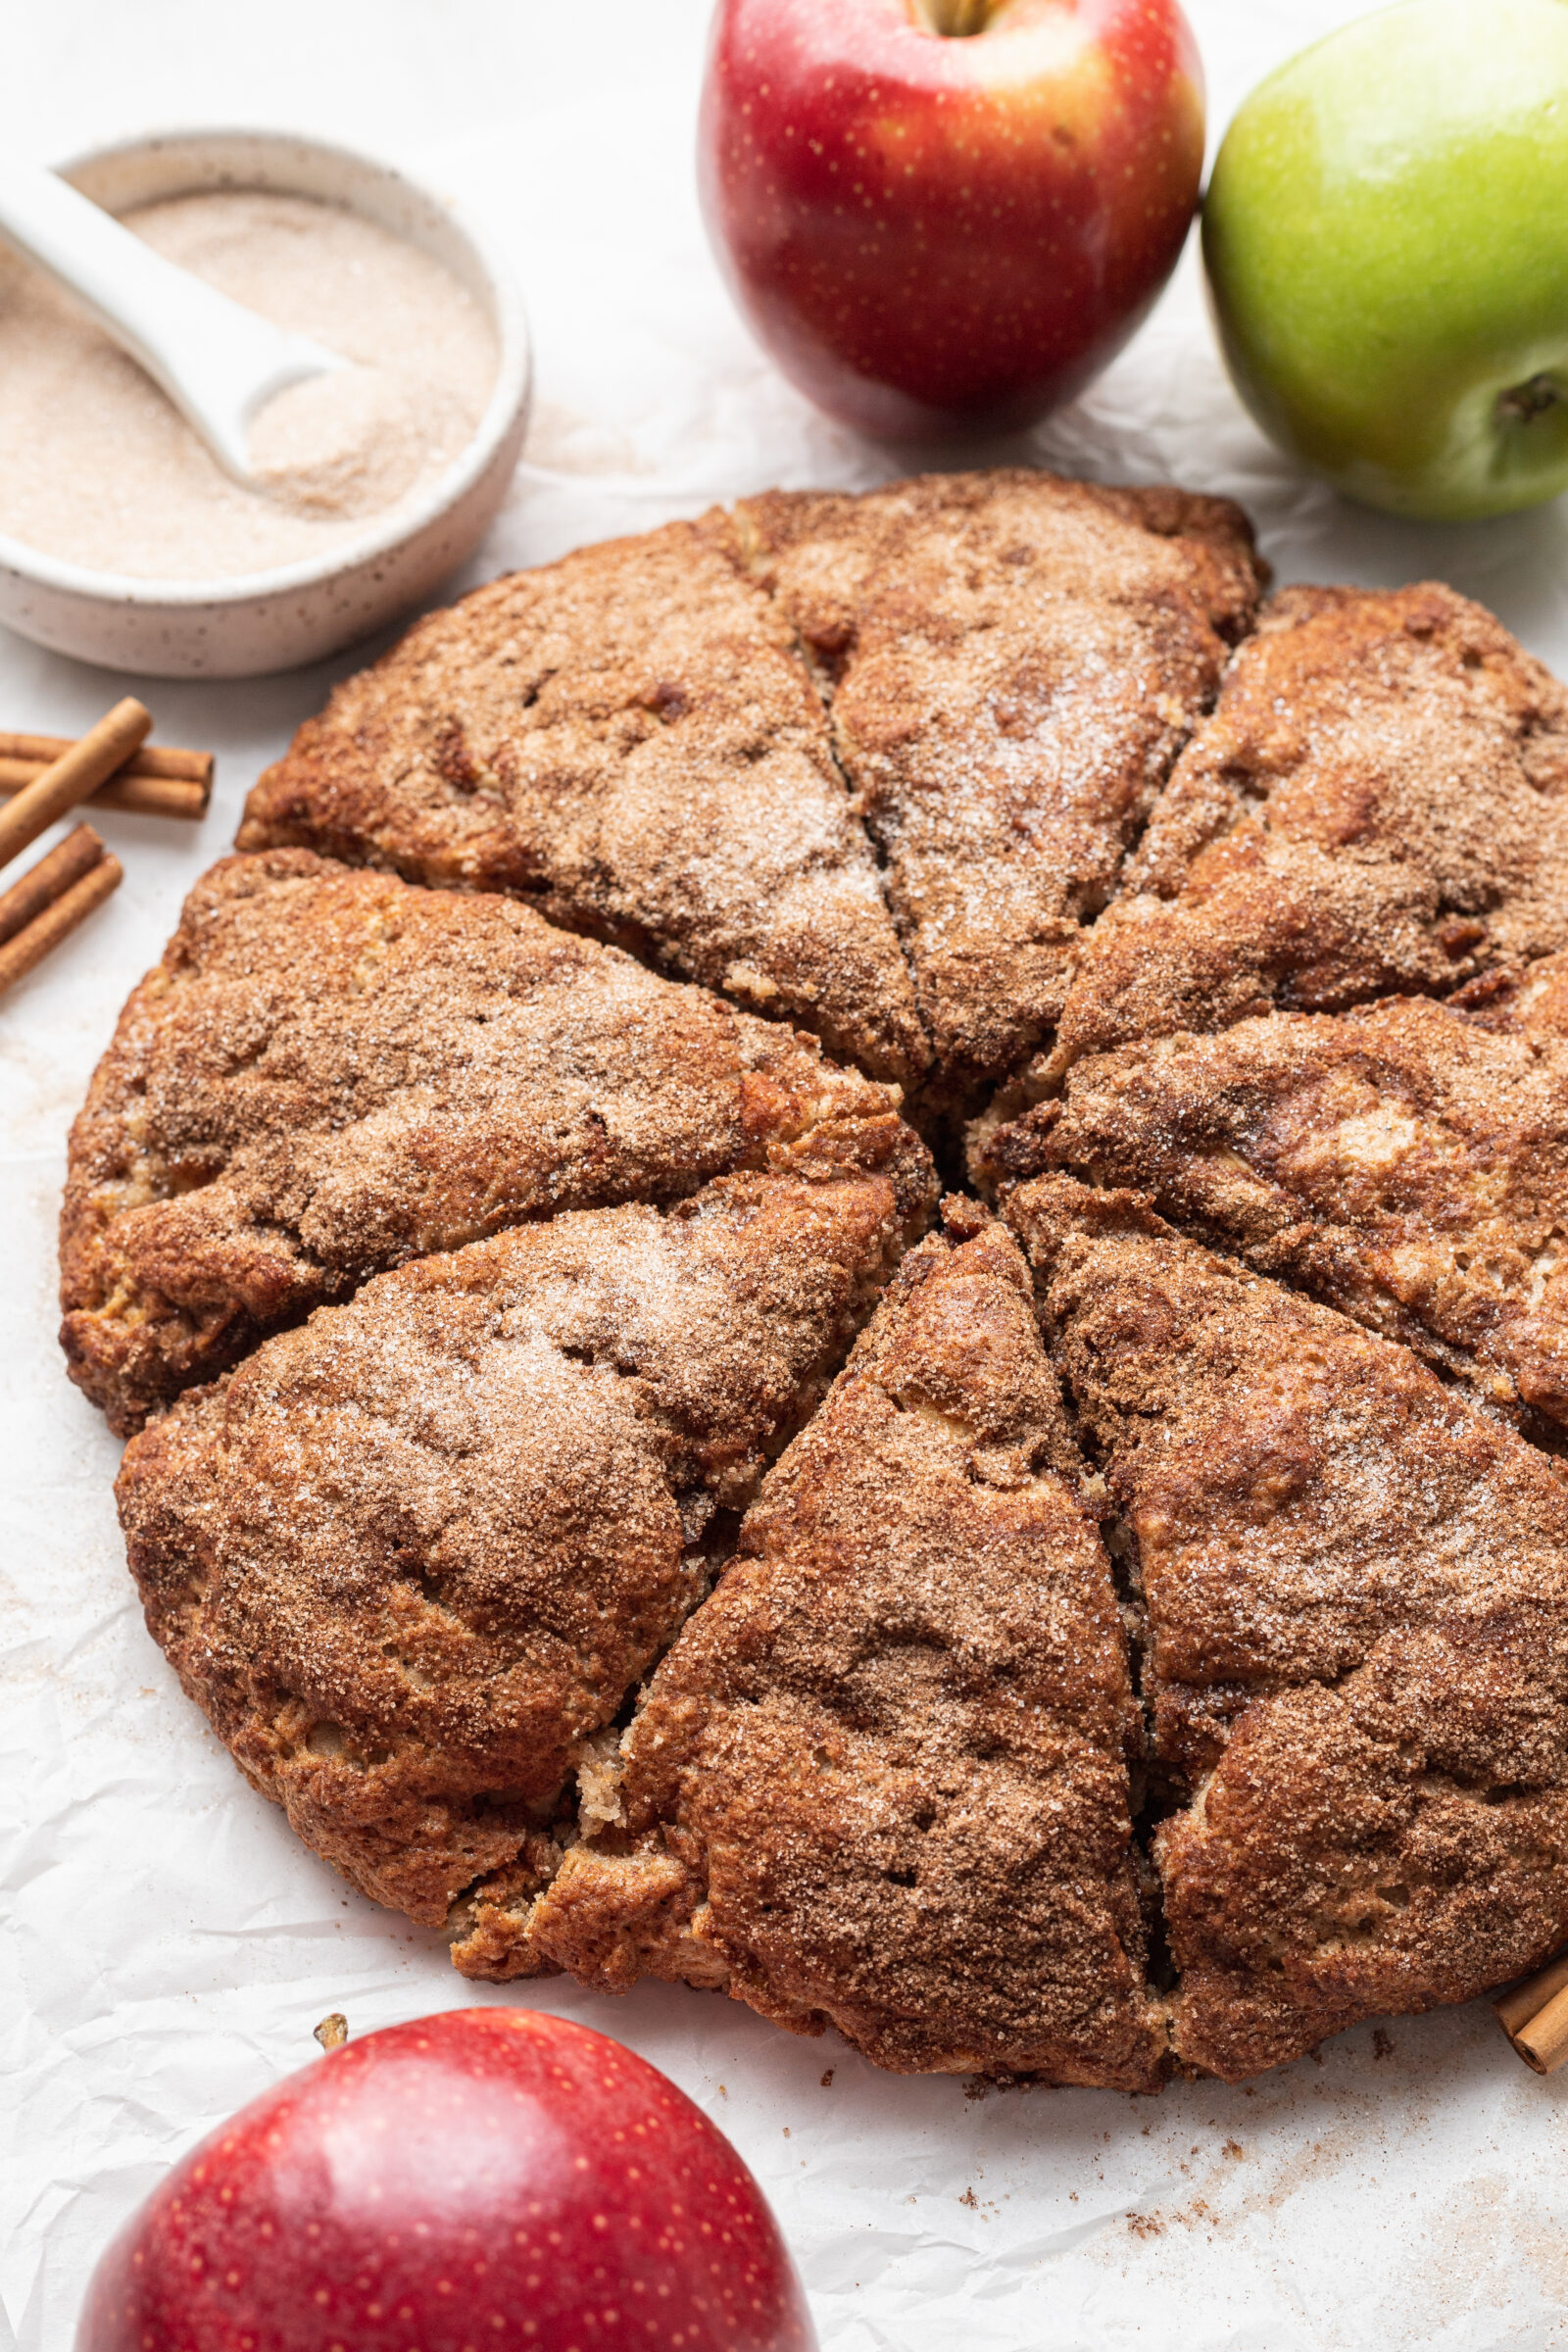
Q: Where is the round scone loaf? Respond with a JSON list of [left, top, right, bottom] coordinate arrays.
[[75, 467, 1568, 2086]]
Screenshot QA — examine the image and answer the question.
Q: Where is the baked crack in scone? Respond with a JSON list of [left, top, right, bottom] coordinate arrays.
[[115, 1171, 915, 1935], [62, 850, 935, 1436], [736, 471, 1266, 1113], [1004, 1174, 1568, 2082], [480, 1201, 1166, 2091], [237, 515, 927, 1085], [974, 954, 1568, 1432], [1047, 584, 1568, 1081]]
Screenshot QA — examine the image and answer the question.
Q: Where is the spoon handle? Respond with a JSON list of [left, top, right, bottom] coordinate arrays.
[[0, 158, 343, 481]]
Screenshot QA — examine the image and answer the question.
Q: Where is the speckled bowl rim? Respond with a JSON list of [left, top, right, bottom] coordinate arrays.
[[0, 125, 532, 606]]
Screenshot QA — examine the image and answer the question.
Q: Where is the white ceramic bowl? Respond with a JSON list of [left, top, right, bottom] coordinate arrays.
[[0, 129, 531, 679]]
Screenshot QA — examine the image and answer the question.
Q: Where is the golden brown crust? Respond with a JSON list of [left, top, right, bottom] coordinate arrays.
[[510, 1202, 1168, 2090], [1451, 949, 1568, 1039], [1004, 1173, 1568, 2081], [1049, 584, 1568, 1078], [737, 471, 1266, 1111], [1158, 1625, 1568, 2082], [115, 1171, 912, 1929], [975, 961, 1568, 1430], [61, 850, 934, 1436], [237, 514, 928, 1085]]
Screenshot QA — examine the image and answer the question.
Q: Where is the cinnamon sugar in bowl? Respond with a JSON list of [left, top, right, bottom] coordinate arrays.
[[0, 129, 531, 679]]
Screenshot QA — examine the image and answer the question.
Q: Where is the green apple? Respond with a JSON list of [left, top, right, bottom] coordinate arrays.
[[1202, 0, 1568, 521]]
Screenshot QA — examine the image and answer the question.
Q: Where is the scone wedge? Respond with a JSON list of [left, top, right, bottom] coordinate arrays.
[[238, 515, 927, 1085], [1005, 1174, 1568, 2082], [116, 1169, 916, 1940], [1049, 583, 1568, 1080], [500, 1200, 1167, 2092], [64, 851, 933, 1435], [975, 953, 1568, 1434], [738, 470, 1265, 1116]]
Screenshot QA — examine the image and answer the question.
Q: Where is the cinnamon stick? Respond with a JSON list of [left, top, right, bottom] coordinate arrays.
[[0, 730, 212, 821], [0, 760, 206, 820], [1494, 1951, 1568, 2073], [0, 699, 151, 873], [0, 730, 209, 781], [0, 822, 106, 948], [0, 848, 122, 1000]]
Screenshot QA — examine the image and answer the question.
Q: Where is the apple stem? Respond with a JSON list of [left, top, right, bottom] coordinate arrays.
[[911, 0, 995, 33], [1497, 374, 1562, 427]]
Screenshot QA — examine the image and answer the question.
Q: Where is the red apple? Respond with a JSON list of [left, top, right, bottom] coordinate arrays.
[[698, 0, 1205, 437], [75, 2009, 817, 2352]]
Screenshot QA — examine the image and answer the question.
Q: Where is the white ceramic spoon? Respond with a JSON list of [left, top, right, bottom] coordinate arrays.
[[0, 155, 349, 487]]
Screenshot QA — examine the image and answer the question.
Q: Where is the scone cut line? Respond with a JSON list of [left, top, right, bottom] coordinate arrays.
[[74, 466, 1568, 2089]]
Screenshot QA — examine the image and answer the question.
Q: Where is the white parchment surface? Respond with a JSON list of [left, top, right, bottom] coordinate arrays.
[[7, 4, 1568, 2344]]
